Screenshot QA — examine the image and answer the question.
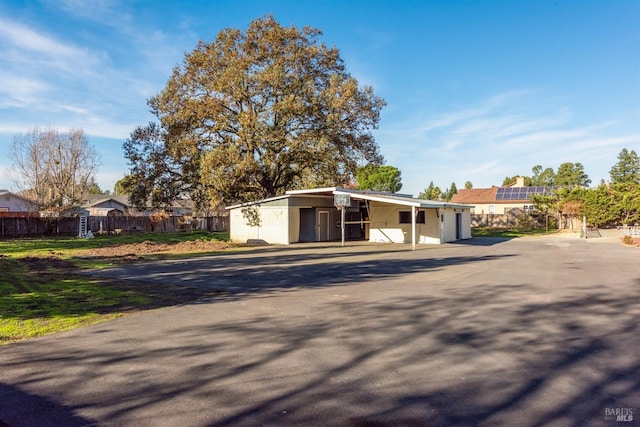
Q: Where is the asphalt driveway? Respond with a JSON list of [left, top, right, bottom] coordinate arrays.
[[1, 235, 639, 426]]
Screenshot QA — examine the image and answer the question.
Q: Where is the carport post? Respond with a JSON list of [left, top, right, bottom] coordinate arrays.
[[412, 205, 416, 251], [341, 206, 345, 247], [334, 193, 349, 247]]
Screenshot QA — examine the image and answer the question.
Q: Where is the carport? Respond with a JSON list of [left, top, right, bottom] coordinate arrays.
[[227, 187, 473, 249]]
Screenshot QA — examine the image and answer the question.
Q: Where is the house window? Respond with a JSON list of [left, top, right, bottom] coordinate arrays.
[[399, 210, 425, 224], [524, 205, 534, 212], [488, 205, 495, 214]]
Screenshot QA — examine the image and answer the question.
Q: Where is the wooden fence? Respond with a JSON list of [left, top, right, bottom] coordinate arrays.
[[0, 215, 228, 238], [471, 212, 546, 228], [471, 211, 591, 230]]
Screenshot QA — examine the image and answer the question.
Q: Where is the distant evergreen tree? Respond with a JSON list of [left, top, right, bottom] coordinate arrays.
[[418, 181, 442, 200], [443, 182, 458, 201], [531, 165, 556, 186], [609, 148, 640, 184], [555, 162, 591, 187], [502, 175, 532, 186], [87, 178, 105, 194]]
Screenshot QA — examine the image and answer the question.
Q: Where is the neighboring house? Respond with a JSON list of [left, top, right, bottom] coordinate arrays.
[[81, 194, 195, 216], [451, 177, 557, 215], [167, 198, 195, 217], [227, 187, 473, 247], [86, 207, 125, 216], [82, 195, 130, 214], [0, 189, 38, 213]]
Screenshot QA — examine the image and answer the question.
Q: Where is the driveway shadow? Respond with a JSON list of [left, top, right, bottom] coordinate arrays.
[[0, 382, 95, 427], [88, 247, 517, 296], [450, 236, 513, 246]]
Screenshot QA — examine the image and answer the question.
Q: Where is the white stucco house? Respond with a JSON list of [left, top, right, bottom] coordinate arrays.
[[227, 187, 473, 248]]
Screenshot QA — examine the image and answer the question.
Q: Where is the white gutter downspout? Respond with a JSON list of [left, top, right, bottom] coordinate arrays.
[[437, 208, 444, 243], [412, 205, 416, 251]]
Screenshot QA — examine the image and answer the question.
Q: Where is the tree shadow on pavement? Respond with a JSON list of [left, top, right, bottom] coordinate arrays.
[[3, 238, 639, 425], [0, 382, 95, 427], [87, 248, 517, 297], [449, 236, 514, 246], [1, 276, 638, 426]]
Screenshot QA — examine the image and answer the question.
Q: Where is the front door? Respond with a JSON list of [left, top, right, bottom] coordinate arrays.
[[299, 208, 316, 242], [456, 213, 462, 240], [318, 210, 330, 241]]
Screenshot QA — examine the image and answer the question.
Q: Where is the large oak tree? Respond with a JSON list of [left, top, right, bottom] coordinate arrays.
[[355, 165, 402, 193], [135, 16, 385, 205]]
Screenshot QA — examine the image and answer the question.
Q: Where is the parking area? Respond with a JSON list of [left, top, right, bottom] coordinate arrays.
[[1, 235, 639, 426]]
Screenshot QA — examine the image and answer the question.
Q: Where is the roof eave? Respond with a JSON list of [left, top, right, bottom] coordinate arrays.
[[226, 194, 291, 210]]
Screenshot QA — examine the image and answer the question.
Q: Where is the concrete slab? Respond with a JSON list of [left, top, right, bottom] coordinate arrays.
[[1, 237, 638, 426]]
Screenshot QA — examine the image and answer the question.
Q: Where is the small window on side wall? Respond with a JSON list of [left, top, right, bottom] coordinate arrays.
[[399, 210, 426, 224]]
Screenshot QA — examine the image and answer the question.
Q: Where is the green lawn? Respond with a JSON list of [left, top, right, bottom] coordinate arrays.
[[0, 232, 230, 345], [472, 227, 559, 238], [0, 230, 229, 257]]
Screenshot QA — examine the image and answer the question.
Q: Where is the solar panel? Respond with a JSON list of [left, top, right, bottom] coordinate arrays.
[[495, 186, 558, 200]]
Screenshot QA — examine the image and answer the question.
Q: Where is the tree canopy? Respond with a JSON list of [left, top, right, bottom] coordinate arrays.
[[418, 181, 442, 201], [502, 176, 532, 186], [355, 165, 402, 192], [554, 162, 591, 187], [533, 182, 639, 227], [609, 148, 640, 184], [113, 175, 133, 195], [416, 180, 459, 201], [503, 163, 590, 188], [444, 182, 458, 201], [530, 165, 556, 186], [133, 16, 385, 205], [122, 122, 208, 210], [9, 127, 101, 210], [87, 178, 108, 195], [504, 153, 638, 227]]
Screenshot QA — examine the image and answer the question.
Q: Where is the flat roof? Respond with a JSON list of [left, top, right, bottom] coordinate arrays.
[[226, 195, 290, 210], [227, 187, 473, 210]]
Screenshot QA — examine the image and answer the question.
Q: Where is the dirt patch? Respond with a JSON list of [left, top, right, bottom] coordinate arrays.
[[83, 240, 232, 259]]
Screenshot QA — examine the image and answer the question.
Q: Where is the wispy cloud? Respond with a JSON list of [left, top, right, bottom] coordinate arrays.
[[0, 18, 82, 57], [0, 18, 102, 76], [377, 89, 638, 192], [0, 72, 52, 108], [44, 0, 133, 29], [0, 14, 156, 138], [44, 0, 192, 76]]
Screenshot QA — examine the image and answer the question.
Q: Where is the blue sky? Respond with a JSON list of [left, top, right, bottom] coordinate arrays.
[[1, 0, 638, 197]]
